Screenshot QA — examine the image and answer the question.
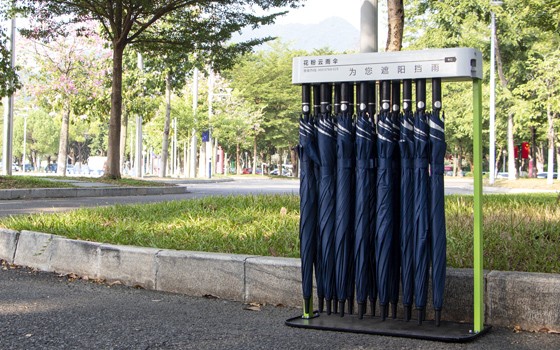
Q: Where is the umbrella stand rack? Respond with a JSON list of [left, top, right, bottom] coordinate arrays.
[[288, 48, 490, 343]]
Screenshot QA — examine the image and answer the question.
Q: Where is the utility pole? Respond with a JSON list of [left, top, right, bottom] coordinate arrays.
[[135, 53, 144, 178], [360, 0, 378, 53], [2, 16, 16, 175], [190, 68, 198, 178]]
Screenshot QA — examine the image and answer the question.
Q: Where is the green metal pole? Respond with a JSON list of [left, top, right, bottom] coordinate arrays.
[[473, 78, 484, 332]]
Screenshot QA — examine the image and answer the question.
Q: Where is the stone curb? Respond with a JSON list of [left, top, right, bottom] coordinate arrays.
[[0, 228, 558, 332], [0, 186, 188, 200]]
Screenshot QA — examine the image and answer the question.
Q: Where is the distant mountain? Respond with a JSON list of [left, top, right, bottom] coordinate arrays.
[[233, 17, 360, 53]]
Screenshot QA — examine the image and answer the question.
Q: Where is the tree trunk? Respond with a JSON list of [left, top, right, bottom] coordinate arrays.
[[252, 135, 257, 175], [160, 71, 172, 177], [120, 107, 128, 175], [56, 108, 70, 176], [106, 41, 126, 179], [547, 103, 555, 184], [236, 142, 241, 175], [386, 0, 404, 51]]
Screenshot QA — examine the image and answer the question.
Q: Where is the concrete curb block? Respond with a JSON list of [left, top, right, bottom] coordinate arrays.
[[1, 229, 558, 332], [0, 186, 188, 200]]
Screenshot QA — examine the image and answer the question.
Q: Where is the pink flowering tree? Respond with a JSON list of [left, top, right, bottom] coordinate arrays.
[[28, 25, 111, 175]]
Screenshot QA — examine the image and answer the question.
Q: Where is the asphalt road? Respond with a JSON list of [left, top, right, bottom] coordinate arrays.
[[0, 177, 493, 218], [1, 265, 559, 350]]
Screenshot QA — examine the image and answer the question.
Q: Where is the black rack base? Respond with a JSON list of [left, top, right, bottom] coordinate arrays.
[[285, 313, 491, 343]]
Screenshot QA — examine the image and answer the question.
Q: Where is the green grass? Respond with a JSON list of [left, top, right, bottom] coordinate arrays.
[[0, 193, 558, 273], [0, 176, 75, 189]]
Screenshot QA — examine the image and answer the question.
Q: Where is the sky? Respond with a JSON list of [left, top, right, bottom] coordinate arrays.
[[274, 0, 363, 28], [269, 0, 388, 48]]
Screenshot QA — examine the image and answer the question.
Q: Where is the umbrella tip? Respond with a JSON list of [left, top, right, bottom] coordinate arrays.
[[338, 301, 345, 317], [417, 309, 424, 325], [435, 309, 442, 327], [404, 306, 412, 322], [333, 300, 338, 315], [318, 298, 324, 313], [370, 303, 376, 318], [303, 298, 311, 318], [326, 299, 332, 315], [391, 302, 398, 319], [380, 304, 387, 321], [347, 298, 354, 315], [358, 303, 365, 319]]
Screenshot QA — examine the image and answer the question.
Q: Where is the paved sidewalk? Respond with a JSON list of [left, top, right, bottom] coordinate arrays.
[[1, 265, 558, 350]]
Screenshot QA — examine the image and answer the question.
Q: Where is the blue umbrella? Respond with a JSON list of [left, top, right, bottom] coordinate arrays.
[[399, 79, 415, 322], [334, 83, 354, 317], [298, 85, 320, 318], [375, 81, 395, 321], [317, 83, 337, 315], [430, 78, 447, 326], [413, 79, 430, 325], [366, 81, 378, 317], [389, 81, 402, 319], [312, 85, 324, 313], [354, 82, 376, 319]]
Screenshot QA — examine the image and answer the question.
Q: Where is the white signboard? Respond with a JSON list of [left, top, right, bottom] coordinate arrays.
[[292, 48, 482, 84]]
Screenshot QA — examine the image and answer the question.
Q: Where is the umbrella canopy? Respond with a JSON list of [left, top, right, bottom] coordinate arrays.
[[334, 83, 354, 317], [312, 85, 324, 313], [375, 81, 396, 321], [389, 81, 402, 319], [399, 79, 415, 322], [413, 79, 431, 325], [354, 82, 376, 319], [367, 81, 378, 317], [317, 83, 337, 315], [298, 84, 320, 318], [429, 78, 447, 326]]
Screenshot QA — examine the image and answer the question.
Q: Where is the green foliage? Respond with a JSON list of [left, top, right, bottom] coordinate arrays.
[[227, 41, 305, 155]]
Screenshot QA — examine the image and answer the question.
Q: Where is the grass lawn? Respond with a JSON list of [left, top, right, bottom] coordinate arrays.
[[0, 193, 558, 273], [0, 176, 75, 189], [0, 175, 169, 189]]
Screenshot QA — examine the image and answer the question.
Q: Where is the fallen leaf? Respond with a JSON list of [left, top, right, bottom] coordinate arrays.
[[203, 294, 219, 299], [280, 207, 288, 216], [538, 328, 550, 333], [108, 280, 122, 286], [82, 276, 89, 281], [25, 334, 32, 338], [513, 325, 522, 333], [268, 247, 278, 257], [243, 302, 263, 311]]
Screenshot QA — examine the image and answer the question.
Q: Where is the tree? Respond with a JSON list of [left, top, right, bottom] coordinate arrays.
[[28, 26, 111, 175], [386, 0, 404, 51], [0, 3, 20, 98], [18, 0, 303, 179], [227, 41, 303, 168]]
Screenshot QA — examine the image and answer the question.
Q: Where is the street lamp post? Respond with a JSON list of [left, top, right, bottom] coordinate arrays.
[[489, 0, 502, 184]]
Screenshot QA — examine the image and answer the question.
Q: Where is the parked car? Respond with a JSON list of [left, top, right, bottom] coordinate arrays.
[[496, 172, 509, 179], [270, 168, 291, 176], [242, 168, 263, 175], [536, 172, 558, 179]]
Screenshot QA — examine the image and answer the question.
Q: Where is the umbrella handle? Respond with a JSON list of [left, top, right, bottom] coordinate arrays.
[[380, 80, 391, 112], [391, 80, 401, 112], [313, 85, 321, 117], [403, 79, 412, 113], [415, 79, 427, 112], [302, 84, 311, 117], [333, 84, 341, 115], [358, 82, 368, 113], [341, 82, 350, 113], [367, 82, 376, 118], [432, 78, 442, 112], [320, 83, 331, 114]]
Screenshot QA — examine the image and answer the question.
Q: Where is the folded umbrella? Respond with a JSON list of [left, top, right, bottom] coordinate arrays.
[[429, 78, 447, 326]]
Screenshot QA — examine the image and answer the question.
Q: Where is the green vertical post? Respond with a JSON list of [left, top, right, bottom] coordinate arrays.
[[472, 78, 484, 332]]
